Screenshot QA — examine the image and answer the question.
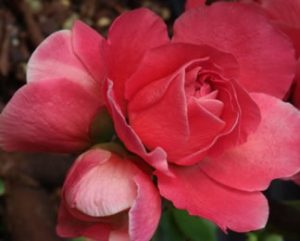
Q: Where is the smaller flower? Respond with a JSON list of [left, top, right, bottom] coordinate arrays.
[[57, 147, 161, 241]]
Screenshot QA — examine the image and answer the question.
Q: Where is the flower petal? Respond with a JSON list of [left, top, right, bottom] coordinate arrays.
[[185, 0, 206, 10], [72, 20, 106, 84], [0, 79, 102, 152], [27, 30, 97, 94], [291, 172, 300, 185], [105, 8, 169, 111], [126, 43, 239, 100], [209, 80, 261, 156], [65, 149, 137, 217], [59, 148, 161, 241], [57, 202, 111, 241], [292, 58, 300, 108], [105, 79, 169, 173], [201, 93, 300, 191], [173, 2, 296, 98], [259, 0, 300, 28], [156, 165, 268, 232], [129, 172, 161, 241], [242, 0, 300, 55], [128, 72, 190, 160]]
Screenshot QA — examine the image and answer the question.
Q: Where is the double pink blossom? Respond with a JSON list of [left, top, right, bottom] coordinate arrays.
[[106, 3, 300, 232]]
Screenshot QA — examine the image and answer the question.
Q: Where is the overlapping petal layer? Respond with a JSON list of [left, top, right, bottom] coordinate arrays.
[[72, 21, 106, 85], [200, 93, 300, 191], [126, 43, 260, 165], [105, 79, 169, 173], [104, 8, 169, 111], [174, 2, 296, 98], [0, 79, 102, 152], [156, 165, 268, 232], [57, 148, 161, 241], [27, 30, 99, 96]]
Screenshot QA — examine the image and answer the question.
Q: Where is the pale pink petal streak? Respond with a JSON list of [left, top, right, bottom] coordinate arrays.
[[27, 30, 97, 93], [72, 21, 106, 85]]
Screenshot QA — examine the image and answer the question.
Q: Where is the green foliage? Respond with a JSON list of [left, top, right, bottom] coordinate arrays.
[[264, 234, 284, 241], [247, 232, 284, 241], [152, 209, 184, 241], [172, 209, 217, 241], [152, 205, 217, 241], [71, 237, 86, 241], [0, 178, 5, 196]]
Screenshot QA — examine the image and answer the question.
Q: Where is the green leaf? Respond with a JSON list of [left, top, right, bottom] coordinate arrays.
[[71, 237, 86, 241], [247, 232, 284, 241], [0, 178, 5, 196], [172, 208, 217, 241], [264, 234, 283, 241], [152, 209, 184, 241], [247, 233, 258, 241]]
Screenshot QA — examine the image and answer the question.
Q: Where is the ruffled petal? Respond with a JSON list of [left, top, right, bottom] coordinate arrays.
[[156, 165, 268, 232], [27, 30, 98, 95], [0, 79, 102, 152], [201, 93, 300, 191], [209, 80, 261, 156], [126, 43, 239, 100], [128, 72, 190, 159], [72, 20, 106, 85], [173, 2, 296, 98], [105, 79, 169, 173], [105, 8, 169, 111]]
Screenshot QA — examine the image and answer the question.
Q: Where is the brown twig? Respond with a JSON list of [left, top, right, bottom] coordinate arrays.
[[0, 11, 12, 77], [0, 151, 74, 241], [5, 180, 65, 241], [14, 0, 44, 47]]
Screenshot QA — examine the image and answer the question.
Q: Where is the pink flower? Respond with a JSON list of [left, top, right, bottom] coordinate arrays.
[[105, 4, 300, 232], [1, 3, 300, 236], [57, 148, 161, 241], [0, 22, 105, 152]]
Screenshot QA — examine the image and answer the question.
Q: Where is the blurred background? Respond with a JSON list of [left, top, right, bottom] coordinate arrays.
[[0, 0, 299, 241]]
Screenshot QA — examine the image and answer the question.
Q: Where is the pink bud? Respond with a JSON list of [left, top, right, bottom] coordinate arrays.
[[57, 148, 161, 241]]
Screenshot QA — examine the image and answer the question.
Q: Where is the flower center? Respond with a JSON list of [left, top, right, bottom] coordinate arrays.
[[185, 66, 216, 100]]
